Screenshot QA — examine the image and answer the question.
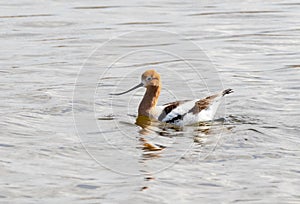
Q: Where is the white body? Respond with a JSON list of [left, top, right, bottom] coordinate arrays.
[[151, 94, 224, 126]]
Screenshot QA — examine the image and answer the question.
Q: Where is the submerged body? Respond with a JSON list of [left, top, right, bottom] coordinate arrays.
[[112, 69, 233, 126]]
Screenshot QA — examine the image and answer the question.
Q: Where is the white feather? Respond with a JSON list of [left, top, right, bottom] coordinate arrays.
[[154, 92, 224, 126]]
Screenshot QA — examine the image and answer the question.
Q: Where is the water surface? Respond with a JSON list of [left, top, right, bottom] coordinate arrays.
[[1, 0, 299, 203]]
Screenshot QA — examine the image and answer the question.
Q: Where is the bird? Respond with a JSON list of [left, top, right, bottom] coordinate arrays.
[[111, 69, 233, 127]]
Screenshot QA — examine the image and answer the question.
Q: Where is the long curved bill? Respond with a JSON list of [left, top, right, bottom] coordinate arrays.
[[110, 83, 144, 95]]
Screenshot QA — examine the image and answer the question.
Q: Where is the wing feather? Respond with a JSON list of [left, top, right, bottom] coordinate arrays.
[[159, 89, 233, 125], [160, 100, 197, 123]]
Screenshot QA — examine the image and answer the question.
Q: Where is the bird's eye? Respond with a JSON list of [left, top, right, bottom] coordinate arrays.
[[146, 76, 152, 81]]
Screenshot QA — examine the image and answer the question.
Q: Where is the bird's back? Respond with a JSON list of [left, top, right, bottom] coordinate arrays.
[[155, 89, 233, 126]]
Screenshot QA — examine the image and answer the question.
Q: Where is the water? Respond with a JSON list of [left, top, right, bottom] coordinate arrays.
[[1, 0, 299, 203]]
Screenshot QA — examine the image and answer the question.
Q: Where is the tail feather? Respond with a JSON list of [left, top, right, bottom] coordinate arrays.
[[222, 89, 233, 96]]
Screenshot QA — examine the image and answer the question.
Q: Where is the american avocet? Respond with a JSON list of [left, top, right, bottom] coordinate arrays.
[[112, 69, 233, 126]]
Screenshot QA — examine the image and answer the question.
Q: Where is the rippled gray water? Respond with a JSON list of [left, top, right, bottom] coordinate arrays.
[[1, 0, 300, 203]]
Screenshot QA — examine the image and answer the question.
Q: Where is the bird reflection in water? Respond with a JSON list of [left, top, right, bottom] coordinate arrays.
[[135, 115, 165, 155], [134, 114, 216, 191]]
